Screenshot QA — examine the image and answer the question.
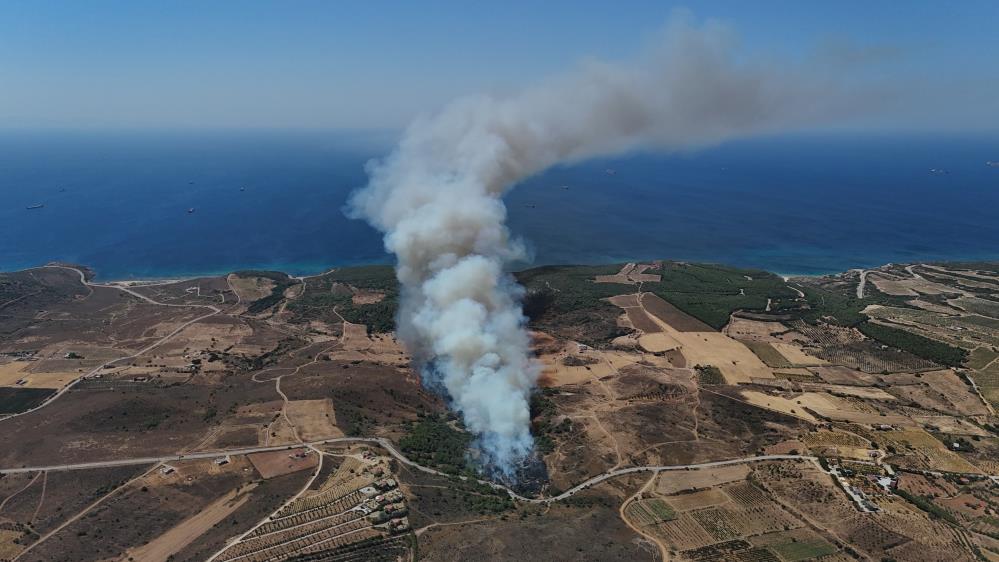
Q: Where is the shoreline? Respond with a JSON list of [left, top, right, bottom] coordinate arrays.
[[6, 257, 995, 285]]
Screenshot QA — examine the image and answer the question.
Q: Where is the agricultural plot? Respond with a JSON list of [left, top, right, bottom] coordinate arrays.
[[743, 341, 793, 369], [654, 514, 716, 551], [865, 306, 999, 350], [0, 386, 55, 414], [769, 343, 828, 366], [788, 321, 936, 373], [668, 489, 731, 511], [736, 390, 820, 422], [691, 507, 742, 541], [800, 430, 868, 449], [641, 293, 715, 332], [722, 482, 801, 536], [625, 498, 676, 526], [635, 476, 816, 558], [968, 347, 999, 370], [248, 449, 320, 479], [950, 296, 999, 318], [285, 399, 344, 440], [867, 428, 982, 473], [216, 453, 410, 562], [654, 464, 750, 495], [971, 361, 999, 408], [805, 366, 876, 386], [888, 369, 991, 416], [725, 317, 789, 340], [751, 529, 837, 561], [594, 263, 662, 285]]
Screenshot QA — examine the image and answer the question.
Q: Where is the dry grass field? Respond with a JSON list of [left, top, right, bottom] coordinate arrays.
[[284, 398, 344, 440], [247, 449, 320, 479]]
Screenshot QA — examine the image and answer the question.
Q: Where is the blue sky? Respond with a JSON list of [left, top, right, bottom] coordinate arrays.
[[1, 1, 997, 130]]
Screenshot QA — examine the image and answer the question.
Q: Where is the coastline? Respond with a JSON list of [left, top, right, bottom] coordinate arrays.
[[8, 256, 996, 284]]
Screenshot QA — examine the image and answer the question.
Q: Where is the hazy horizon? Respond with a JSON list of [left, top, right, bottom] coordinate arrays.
[[3, 1, 998, 132]]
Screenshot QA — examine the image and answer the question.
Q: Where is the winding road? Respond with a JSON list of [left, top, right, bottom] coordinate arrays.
[[854, 268, 868, 298], [0, 434, 821, 505]]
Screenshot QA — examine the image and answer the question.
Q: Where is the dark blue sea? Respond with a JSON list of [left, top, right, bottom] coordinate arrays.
[[2, 130, 998, 279]]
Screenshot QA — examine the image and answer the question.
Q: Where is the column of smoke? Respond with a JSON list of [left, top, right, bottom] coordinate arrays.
[[349, 15, 834, 477]]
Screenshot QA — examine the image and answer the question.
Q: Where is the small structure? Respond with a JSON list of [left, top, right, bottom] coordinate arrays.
[[374, 478, 397, 491], [214, 455, 230, 466], [388, 517, 410, 533], [384, 503, 408, 517]]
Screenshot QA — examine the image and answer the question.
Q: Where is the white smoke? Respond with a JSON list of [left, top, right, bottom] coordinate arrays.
[[349, 14, 842, 475]]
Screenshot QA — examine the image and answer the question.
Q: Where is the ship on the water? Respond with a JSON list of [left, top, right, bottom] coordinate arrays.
[[25, 203, 44, 210]]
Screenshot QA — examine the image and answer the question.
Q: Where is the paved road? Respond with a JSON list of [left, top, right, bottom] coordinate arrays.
[[854, 268, 868, 298], [0, 437, 383, 474], [0, 435, 820, 504]]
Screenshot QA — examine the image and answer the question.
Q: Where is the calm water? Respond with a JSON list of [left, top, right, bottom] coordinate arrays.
[[2, 130, 998, 279]]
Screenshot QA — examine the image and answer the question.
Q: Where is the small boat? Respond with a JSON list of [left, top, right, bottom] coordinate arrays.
[[26, 203, 44, 210], [187, 207, 195, 214]]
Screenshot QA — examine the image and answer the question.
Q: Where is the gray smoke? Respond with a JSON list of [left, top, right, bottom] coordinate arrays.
[[349, 15, 836, 475]]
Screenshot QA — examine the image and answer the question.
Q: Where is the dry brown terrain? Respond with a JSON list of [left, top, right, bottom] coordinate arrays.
[[1, 261, 997, 561]]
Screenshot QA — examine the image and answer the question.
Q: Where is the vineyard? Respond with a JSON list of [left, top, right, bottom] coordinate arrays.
[[654, 514, 716, 550], [691, 507, 741, 541], [624, 498, 676, 526]]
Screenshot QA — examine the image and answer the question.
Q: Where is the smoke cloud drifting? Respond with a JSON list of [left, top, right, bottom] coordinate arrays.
[[349, 15, 839, 475]]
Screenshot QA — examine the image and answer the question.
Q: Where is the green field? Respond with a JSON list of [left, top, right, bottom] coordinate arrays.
[[696, 365, 726, 385], [743, 341, 793, 368], [644, 499, 676, 521], [518, 262, 801, 334], [753, 530, 838, 562], [650, 263, 799, 330], [627, 498, 677, 525], [857, 321, 968, 367]]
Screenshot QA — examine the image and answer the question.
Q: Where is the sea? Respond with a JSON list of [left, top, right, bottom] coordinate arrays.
[[2, 129, 998, 280]]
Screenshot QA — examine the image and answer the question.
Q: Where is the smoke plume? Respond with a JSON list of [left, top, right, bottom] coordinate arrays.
[[349, 15, 837, 475]]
